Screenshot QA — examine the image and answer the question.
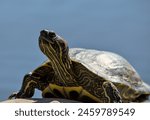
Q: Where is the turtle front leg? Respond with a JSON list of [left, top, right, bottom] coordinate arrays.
[[8, 61, 54, 99], [8, 73, 46, 99]]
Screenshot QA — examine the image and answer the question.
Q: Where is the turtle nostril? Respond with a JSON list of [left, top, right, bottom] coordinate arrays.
[[40, 30, 49, 37]]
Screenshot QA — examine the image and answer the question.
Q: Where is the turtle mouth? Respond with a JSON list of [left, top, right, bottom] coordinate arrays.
[[39, 29, 57, 44]]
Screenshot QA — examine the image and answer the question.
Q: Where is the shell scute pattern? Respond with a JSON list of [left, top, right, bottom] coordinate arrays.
[[69, 48, 142, 85]]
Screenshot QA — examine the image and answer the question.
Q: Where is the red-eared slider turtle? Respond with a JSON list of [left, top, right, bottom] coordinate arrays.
[[9, 30, 150, 102]]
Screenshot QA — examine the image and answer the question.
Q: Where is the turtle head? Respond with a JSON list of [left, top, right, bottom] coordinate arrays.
[[39, 29, 71, 68], [39, 29, 76, 86]]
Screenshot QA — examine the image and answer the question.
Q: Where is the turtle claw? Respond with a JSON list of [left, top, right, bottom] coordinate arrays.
[[8, 92, 19, 99], [8, 91, 24, 99]]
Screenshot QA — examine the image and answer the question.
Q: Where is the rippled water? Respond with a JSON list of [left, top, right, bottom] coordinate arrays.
[[0, 0, 150, 101]]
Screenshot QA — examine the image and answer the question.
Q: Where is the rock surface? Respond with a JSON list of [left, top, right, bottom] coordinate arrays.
[[1, 96, 150, 103], [1, 98, 79, 103]]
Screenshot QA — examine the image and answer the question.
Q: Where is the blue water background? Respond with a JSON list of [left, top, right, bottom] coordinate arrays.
[[0, 0, 150, 101]]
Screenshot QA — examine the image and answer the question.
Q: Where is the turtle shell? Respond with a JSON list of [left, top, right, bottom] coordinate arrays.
[[69, 48, 150, 94]]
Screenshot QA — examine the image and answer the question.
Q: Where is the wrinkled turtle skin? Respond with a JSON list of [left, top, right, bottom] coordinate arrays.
[[9, 30, 150, 102]]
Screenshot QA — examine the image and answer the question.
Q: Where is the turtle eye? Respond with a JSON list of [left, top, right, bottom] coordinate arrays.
[[48, 31, 56, 38]]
